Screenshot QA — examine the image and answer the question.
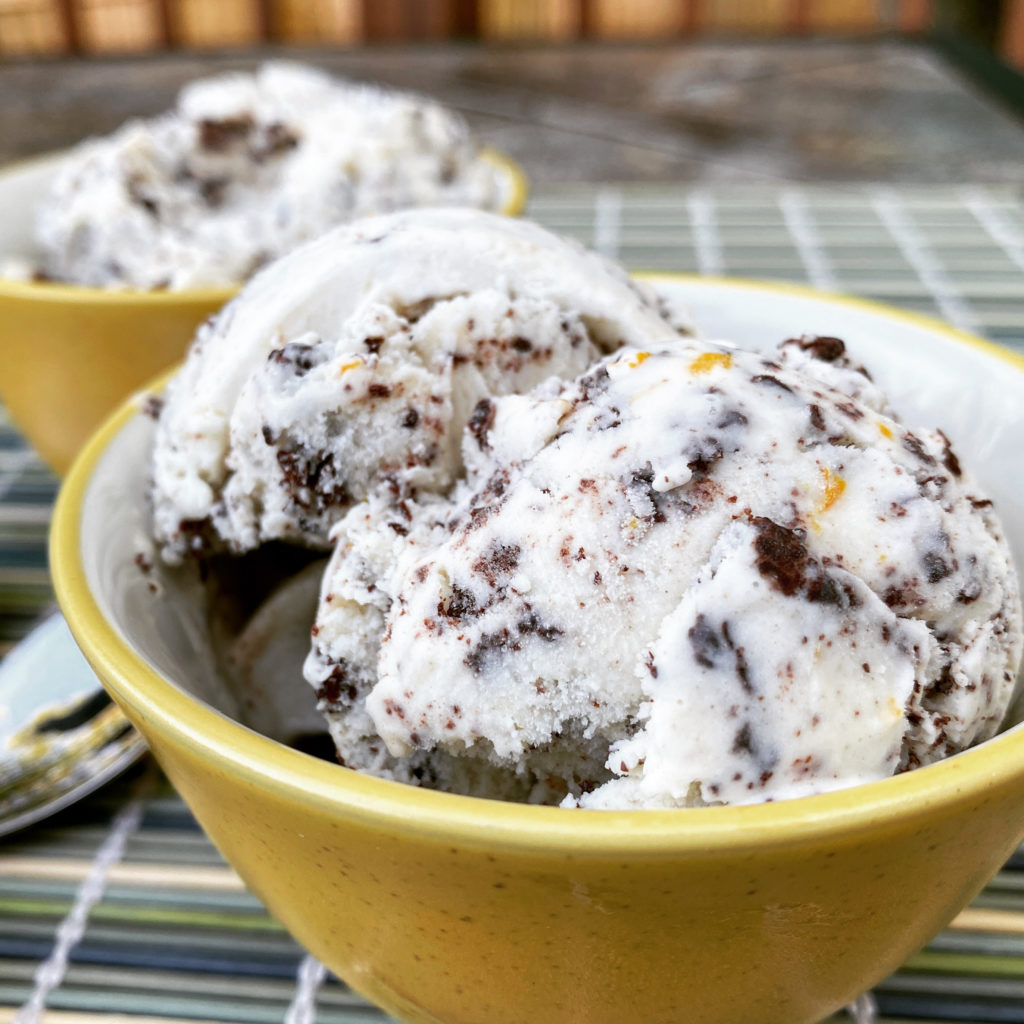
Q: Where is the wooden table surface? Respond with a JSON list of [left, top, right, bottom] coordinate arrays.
[[4, 38, 1024, 187]]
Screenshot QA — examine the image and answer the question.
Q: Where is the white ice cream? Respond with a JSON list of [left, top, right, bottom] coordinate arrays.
[[146, 210, 1020, 809], [32, 62, 509, 290], [305, 341, 1022, 807], [150, 209, 694, 564]]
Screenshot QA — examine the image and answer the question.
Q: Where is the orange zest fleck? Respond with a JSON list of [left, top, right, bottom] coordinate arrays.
[[820, 466, 846, 512], [627, 351, 650, 368], [878, 422, 893, 440], [338, 358, 363, 374], [689, 351, 732, 375]]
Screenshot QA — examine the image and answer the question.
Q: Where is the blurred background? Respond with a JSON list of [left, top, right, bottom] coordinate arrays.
[[3, 0, 1024, 189], [0, 0, 1012, 58]]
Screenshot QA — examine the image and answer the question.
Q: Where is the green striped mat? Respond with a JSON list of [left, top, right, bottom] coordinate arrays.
[[2, 183, 1024, 1024]]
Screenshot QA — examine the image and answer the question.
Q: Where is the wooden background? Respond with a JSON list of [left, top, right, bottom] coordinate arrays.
[[0, 1, 948, 57]]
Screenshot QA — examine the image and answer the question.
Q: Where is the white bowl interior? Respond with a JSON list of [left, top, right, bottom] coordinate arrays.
[[78, 279, 1024, 736]]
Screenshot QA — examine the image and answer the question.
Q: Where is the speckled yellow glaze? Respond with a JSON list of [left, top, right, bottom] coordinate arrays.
[[51, 279, 1024, 1024], [0, 147, 526, 476]]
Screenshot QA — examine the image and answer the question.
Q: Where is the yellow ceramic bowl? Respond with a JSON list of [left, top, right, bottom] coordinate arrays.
[[51, 278, 1024, 1024], [0, 148, 527, 476]]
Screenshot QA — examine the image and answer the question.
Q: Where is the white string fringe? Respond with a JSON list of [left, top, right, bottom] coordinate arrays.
[[593, 188, 622, 260], [871, 187, 980, 334], [284, 954, 329, 1024], [14, 786, 148, 1024], [687, 189, 725, 276], [845, 991, 879, 1024], [779, 188, 840, 292]]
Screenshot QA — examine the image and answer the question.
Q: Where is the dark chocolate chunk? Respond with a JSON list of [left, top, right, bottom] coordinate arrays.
[[923, 550, 952, 584], [269, 342, 320, 375], [732, 722, 755, 756], [142, 394, 165, 420], [750, 516, 855, 609], [316, 662, 359, 706], [467, 398, 495, 450], [750, 517, 807, 598], [440, 583, 481, 621], [276, 446, 352, 514], [517, 611, 563, 642], [788, 335, 846, 362], [199, 116, 253, 150]]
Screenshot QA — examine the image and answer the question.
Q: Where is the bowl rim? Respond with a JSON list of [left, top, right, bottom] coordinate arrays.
[[51, 274, 1024, 855], [0, 146, 528, 305]]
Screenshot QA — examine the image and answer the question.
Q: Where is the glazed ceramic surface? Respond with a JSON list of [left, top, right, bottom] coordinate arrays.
[[0, 149, 526, 475], [52, 279, 1024, 1024]]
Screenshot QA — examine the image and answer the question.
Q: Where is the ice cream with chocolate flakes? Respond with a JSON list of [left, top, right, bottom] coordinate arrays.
[[147, 210, 1021, 809], [305, 341, 1021, 807], [149, 208, 693, 565], [30, 62, 509, 290]]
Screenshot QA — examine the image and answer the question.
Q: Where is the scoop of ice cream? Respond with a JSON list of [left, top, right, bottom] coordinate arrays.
[[305, 340, 1022, 807], [150, 209, 693, 563], [33, 62, 507, 290]]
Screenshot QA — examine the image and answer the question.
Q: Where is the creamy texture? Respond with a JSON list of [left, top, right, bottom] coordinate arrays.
[[32, 63, 507, 290], [305, 340, 1022, 807], [147, 208, 1020, 808], [150, 209, 693, 564]]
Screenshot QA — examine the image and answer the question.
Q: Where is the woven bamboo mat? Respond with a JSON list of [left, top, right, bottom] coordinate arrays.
[[1, 183, 1023, 1024]]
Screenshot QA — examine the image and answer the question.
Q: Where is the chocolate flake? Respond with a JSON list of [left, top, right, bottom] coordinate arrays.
[[751, 374, 794, 394], [902, 433, 936, 466], [199, 116, 253, 150], [441, 583, 481, 621], [717, 408, 749, 429], [276, 446, 352, 513], [936, 429, 962, 478], [471, 542, 521, 586], [142, 394, 165, 420], [467, 398, 495, 450], [922, 550, 952, 584], [253, 122, 299, 161], [269, 342, 319, 375], [788, 335, 846, 362]]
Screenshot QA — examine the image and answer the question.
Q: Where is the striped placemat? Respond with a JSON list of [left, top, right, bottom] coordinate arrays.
[[2, 184, 1024, 1024]]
